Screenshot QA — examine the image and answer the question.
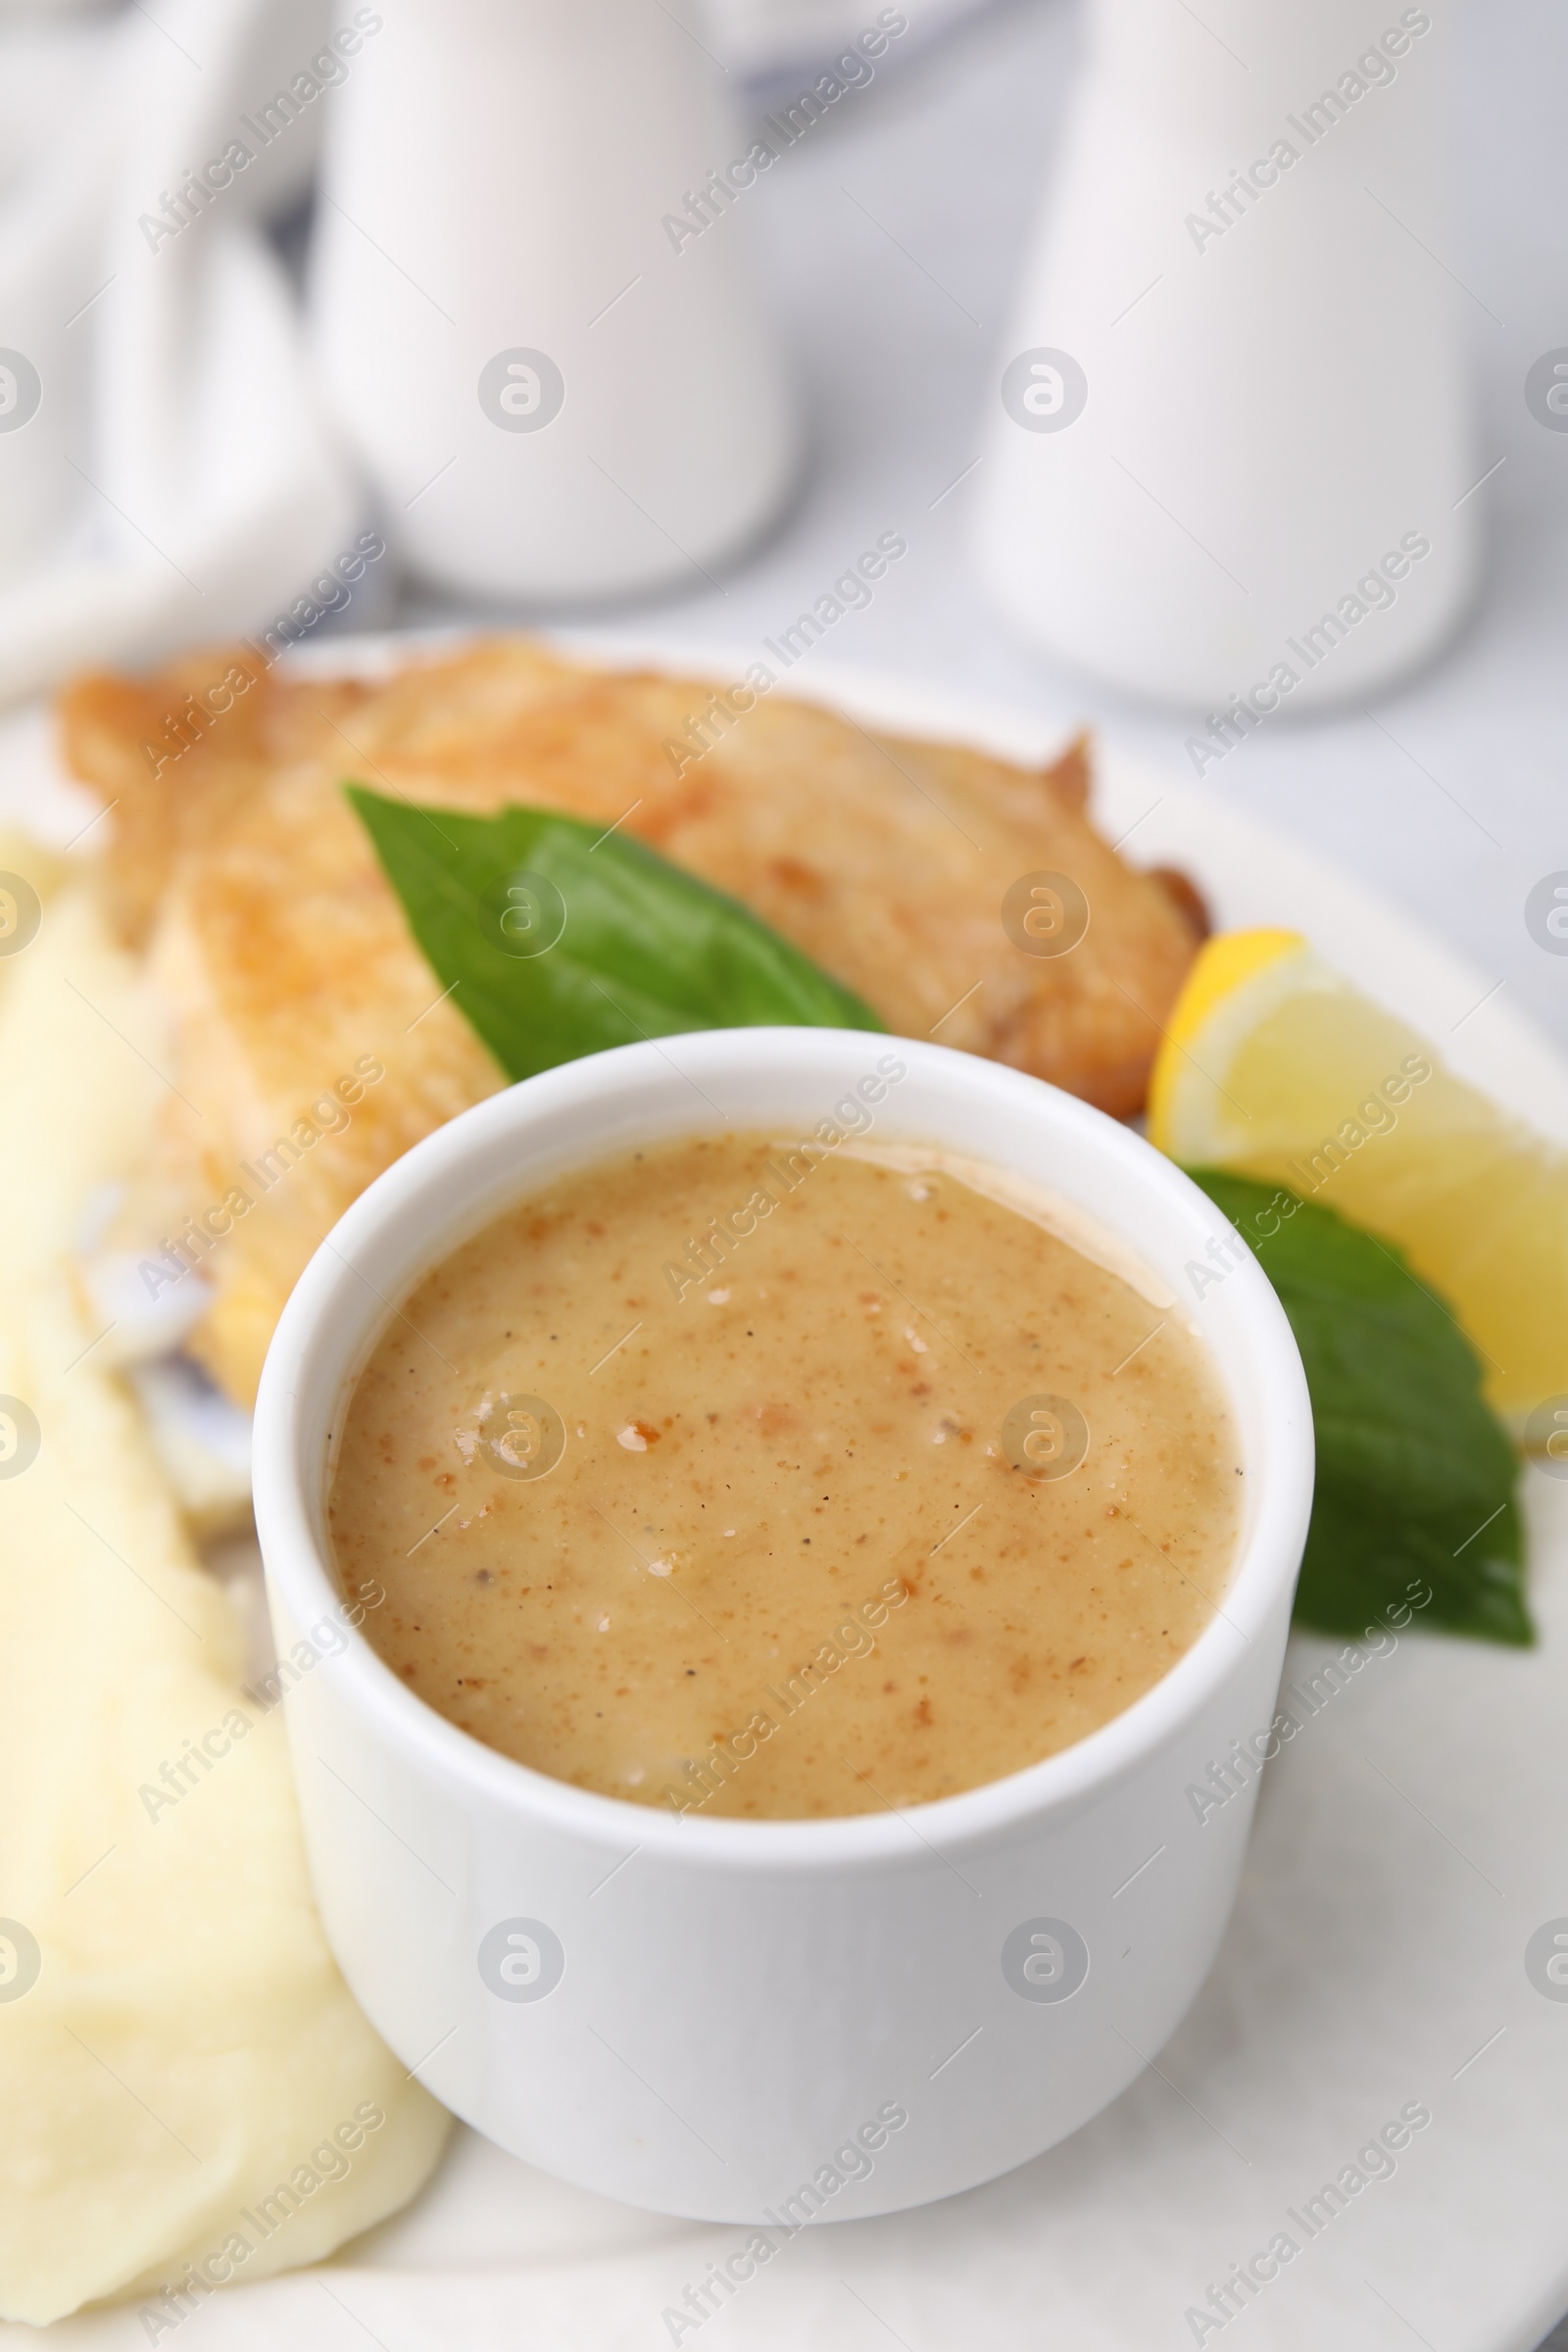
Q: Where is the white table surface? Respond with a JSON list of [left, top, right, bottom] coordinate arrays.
[[359, 3, 1565, 2338]]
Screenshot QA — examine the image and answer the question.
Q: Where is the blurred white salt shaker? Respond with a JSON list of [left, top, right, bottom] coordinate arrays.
[[310, 0, 799, 603], [973, 0, 1476, 710]]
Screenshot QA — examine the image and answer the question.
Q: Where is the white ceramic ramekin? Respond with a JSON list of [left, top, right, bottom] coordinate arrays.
[[253, 1030, 1313, 2222]]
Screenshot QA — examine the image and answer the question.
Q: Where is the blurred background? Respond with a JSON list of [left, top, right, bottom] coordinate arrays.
[[0, 0, 1562, 1050]]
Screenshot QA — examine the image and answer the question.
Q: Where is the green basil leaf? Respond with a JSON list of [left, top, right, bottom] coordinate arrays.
[[347, 786, 882, 1081], [1185, 1168, 1531, 1646]]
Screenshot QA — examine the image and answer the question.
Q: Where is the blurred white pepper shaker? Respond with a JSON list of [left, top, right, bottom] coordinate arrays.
[[972, 0, 1476, 713], [310, 0, 799, 603]]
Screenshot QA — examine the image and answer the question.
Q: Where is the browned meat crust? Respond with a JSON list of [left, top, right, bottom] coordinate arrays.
[[58, 638, 1200, 1402]]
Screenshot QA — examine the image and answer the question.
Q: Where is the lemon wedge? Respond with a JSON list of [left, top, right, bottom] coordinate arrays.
[[1147, 928, 1568, 1430]]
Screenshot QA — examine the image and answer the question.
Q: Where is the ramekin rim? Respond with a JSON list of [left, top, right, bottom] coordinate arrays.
[[253, 1030, 1314, 1871]]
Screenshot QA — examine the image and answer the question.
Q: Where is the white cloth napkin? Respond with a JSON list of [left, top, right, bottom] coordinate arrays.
[[0, 0, 364, 709]]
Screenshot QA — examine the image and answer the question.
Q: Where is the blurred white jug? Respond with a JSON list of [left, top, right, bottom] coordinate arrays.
[[309, 0, 800, 603], [973, 0, 1477, 710]]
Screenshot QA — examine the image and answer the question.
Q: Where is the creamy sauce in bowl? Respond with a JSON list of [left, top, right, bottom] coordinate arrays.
[[328, 1130, 1242, 1817]]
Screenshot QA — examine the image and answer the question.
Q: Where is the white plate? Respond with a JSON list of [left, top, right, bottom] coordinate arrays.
[[9, 639, 1568, 2352]]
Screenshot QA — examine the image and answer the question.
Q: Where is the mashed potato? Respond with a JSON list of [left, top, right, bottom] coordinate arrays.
[[0, 858, 449, 2326]]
